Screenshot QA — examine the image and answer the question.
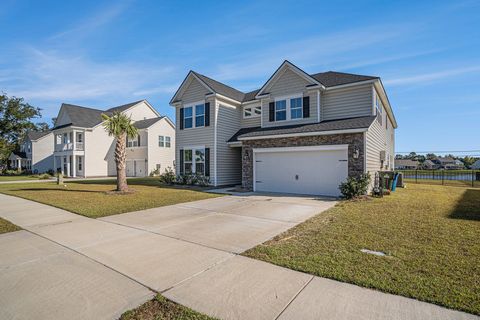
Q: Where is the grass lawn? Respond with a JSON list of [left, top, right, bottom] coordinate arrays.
[[0, 217, 21, 234], [0, 178, 220, 218], [0, 175, 50, 181], [244, 184, 480, 315], [121, 294, 216, 320]]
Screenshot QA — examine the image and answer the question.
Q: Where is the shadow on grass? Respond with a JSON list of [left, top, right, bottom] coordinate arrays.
[[450, 189, 480, 221], [16, 188, 106, 194]]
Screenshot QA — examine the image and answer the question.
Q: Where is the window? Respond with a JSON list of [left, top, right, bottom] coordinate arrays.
[[127, 136, 139, 148], [158, 135, 165, 147], [63, 133, 68, 144], [184, 106, 193, 129], [244, 106, 261, 118], [184, 149, 193, 174], [275, 100, 287, 121], [375, 94, 383, 125], [159, 136, 171, 148], [195, 104, 205, 127], [156, 164, 161, 170], [77, 133, 83, 143], [56, 134, 62, 144], [290, 97, 303, 119], [195, 149, 205, 175], [78, 157, 82, 171], [183, 148, 206, 175]]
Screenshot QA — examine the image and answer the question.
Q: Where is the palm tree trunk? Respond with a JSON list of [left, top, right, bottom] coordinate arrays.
[[115, 132, 128, 192]]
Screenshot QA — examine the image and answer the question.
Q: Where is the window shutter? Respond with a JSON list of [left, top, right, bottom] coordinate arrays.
[[137, 135, 141, 146], [303, 96, 310, 118], [179, 150, 184, 175], [179, 108, 184, 130], [269, 102, 275, 122], [205, 102, 210, 127], [205, 148, 210, 176]]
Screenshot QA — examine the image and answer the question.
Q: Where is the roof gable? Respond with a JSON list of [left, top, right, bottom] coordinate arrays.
[[170, 71, 214, 104], [256, 60, 321, 98]]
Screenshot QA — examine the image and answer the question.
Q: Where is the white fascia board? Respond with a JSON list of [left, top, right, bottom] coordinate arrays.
[[253, 144, 349, 153], [207, 93, 242, 106], [238, 128, 368, 141]]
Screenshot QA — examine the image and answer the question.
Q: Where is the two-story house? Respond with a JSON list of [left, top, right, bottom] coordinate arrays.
[[171, 61, 397, 197], [8, 130, 54, 173], [52, 100, 175, 177]]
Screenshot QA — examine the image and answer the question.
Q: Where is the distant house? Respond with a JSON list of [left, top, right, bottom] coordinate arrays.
[[422, 159, 439, 170], [434, 157, 464, 170], [9, 130, 54, 173], [394, 159, 419, 170], [470, 159, 480, 170]]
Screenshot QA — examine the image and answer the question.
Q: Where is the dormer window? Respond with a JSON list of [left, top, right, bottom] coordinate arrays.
[[244, 106, 261, 118]]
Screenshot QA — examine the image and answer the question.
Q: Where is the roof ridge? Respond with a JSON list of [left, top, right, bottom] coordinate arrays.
[[62, 103, 104, 112], [312, 70, 378, 78]]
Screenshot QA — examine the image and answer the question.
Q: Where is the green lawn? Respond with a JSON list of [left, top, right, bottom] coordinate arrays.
[[121, 294, 217, 320], [244, 184, 480, 315], [0, 178, 220, 218], [0, 175, 51, 181], [0, 217, 21, 234]]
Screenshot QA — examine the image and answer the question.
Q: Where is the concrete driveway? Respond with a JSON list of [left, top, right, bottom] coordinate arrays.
[[0, 193, 477, 320]]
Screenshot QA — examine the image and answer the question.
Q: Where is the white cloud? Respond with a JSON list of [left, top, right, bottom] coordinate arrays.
[[49, 1, 132, 40], [384, 65, 480, 86], [1, 47, 178, 114]]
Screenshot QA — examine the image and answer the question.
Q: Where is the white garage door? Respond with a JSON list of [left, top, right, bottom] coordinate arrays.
[[126, 160, 147, 177], [254, 146, 348, 197]]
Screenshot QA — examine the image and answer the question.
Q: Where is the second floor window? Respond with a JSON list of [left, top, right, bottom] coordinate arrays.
[[77, 133, 83, 143], [290, 97, 303, 119], [375, 94, 383, 125], [159, 136, 171, 148], [244, 106, 261, 118], [195, 104, 205, 127], [127, 136, 140, 148], [275, 100, 287, 121], [184, 107, 193, 129]]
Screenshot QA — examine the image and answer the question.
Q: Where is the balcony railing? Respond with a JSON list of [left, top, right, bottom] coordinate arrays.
[[55, 142, 84, 152]]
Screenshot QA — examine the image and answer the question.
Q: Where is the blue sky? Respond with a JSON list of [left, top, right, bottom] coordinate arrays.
[[1, 0, 479, 155]]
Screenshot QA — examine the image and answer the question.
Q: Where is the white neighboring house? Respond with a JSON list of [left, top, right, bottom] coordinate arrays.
[[52, 100, 175, 177], [9, 130, 54, 173]]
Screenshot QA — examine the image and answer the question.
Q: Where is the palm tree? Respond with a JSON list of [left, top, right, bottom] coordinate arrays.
[[101, 112, 138, 192]]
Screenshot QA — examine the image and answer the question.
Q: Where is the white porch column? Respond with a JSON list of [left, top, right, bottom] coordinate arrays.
[[72, 130, 76, 151], [66, 158, 70, 177], [17, 159, 21, 169], [72, 155, 76, 177]]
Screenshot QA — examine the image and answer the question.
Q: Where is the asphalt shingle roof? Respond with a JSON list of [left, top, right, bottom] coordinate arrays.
[[228, 116, 376, 142], [133, 117, 163, 129], [27, 130, 51, 141], [190, 70, 378, 103], [53, 100, 147, 129]]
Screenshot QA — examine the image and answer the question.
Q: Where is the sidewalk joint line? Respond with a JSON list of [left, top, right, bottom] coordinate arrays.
[[274, 275, 315, 320]]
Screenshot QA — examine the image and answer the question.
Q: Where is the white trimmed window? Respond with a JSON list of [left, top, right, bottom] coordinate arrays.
[[127, 136, 140, 148], [165, 136, 171, 148], [244, 105, 261, 118], [290, 97, 303, 119], [195, 104, 205, 127], [184, 106, 193, 129], [275, 100, 287, 121], [274, 94, 303, 121], [183, 148, 205, 175], [159, 136, 171, 147], [375, 94, 383, 125]]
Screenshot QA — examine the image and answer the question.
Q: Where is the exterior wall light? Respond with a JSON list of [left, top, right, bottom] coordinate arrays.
[[353, 146, 360, 159]]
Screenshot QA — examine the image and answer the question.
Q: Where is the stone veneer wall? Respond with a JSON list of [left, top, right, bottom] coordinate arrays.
[[241, 133, 365, 190]]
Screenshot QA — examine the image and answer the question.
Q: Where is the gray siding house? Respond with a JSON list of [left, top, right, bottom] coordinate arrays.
[[170, 61, 397, 196]]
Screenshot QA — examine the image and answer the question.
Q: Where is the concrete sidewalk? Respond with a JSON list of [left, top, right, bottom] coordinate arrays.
[[0, 193, 477, 320]]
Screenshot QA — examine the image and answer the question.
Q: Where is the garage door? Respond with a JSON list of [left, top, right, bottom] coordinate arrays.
[[254, 146, 348, 197], [126, 160, 147, 177]]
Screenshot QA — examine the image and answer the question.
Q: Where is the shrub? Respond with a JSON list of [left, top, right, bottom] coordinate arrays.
[[159, 167, 176, 184], [38, 173, 52, 180], [339, 173, 371, 199], [195, 174, 210, 187]]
